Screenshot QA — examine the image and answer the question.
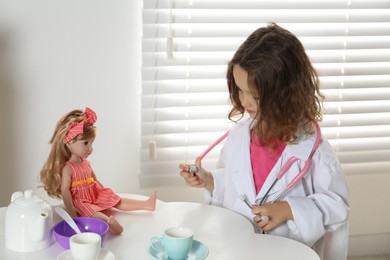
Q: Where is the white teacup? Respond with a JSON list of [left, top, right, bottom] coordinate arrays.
[[70, 232, 101, 260], [150, 226, 194, 260]]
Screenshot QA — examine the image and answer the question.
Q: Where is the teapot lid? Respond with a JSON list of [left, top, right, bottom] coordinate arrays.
[[13, 190, 44, 207]]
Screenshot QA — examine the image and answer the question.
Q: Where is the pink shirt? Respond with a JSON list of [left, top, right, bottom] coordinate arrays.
[[250, 135, 286, 194]]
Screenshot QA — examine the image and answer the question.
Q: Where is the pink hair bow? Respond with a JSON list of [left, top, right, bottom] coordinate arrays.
[[64, 107, 97, 143]]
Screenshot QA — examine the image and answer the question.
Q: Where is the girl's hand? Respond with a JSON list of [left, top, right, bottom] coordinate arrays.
[[179, 157, 214, 192], [251, 201, 293, 232]]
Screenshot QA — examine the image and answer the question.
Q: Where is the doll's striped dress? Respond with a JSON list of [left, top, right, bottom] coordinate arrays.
[[66, 159, 120, 217]]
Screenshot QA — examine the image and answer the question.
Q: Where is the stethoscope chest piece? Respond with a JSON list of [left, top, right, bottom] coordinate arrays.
[[189, 164, 198, 174]]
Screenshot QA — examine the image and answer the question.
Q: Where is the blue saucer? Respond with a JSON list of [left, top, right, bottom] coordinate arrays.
[[148, 239, 209, 260]]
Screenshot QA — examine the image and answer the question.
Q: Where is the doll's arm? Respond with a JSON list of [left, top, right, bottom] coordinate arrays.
[[61, 165, 79, 217], [91, 169, 105, 187]]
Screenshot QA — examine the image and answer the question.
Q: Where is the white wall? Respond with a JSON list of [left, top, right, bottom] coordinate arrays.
[[0, 0, 204, 207]]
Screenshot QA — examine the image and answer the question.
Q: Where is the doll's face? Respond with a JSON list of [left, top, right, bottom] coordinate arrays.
[[67, 137, 95, 161]]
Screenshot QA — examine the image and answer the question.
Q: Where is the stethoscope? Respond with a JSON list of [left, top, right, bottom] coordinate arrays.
[[188, 122, 322, 216]]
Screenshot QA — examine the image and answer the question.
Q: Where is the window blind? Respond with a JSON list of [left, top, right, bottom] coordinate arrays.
[[140, 0, 390, 188]]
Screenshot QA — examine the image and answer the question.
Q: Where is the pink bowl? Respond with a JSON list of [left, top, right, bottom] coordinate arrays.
[[53, 217, 109, 249]]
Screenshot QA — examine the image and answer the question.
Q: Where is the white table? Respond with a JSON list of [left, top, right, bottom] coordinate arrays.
[[0, 194, 320, 260]]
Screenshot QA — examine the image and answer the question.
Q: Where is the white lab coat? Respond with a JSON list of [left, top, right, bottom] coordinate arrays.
[[205, 118, 350, 260]]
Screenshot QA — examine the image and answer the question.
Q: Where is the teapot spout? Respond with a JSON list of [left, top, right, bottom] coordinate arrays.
[[30, 210, 53, 243]]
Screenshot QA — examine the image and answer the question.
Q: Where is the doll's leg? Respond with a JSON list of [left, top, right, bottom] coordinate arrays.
[[115, 191, 157, 211], [92, 211, 123, 235]]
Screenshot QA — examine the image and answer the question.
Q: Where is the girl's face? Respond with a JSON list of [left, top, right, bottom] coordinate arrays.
[[67, 138, 95, 162], [233, 65, 258, 118]]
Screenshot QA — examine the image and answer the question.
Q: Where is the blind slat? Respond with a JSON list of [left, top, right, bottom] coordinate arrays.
[[145, 0, 390, 9]]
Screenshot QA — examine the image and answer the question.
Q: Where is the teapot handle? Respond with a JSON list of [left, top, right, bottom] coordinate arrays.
[[11, 191, 23, 202]]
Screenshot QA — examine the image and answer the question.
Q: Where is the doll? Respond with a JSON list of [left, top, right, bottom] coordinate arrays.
[[40, 107, 157, 234]]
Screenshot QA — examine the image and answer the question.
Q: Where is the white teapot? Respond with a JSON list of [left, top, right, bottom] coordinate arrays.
[[5, 189, 54, 252]]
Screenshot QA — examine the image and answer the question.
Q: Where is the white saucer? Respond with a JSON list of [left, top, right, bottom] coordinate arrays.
[[57, 248, 115, 260], [148, 239, 209, 260]]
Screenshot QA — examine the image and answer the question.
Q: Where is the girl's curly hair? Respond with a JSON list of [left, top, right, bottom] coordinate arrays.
[[226, 23, 324, 145]]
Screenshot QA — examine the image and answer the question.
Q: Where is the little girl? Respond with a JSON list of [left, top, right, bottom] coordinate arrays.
[[179, 23, 349, 260], [40, 107, 157, 234]]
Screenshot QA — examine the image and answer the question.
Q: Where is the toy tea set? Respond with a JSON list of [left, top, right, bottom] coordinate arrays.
[[4, 189, 208, 259], [4, 189, 113, 259]]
